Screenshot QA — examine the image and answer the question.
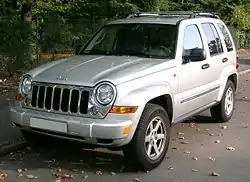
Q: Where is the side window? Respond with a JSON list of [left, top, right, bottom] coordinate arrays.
[[183, 25, 204, 57], [201, 23, 223, 56], [217, 23, 234, 52], [210, 24, 223, 53]]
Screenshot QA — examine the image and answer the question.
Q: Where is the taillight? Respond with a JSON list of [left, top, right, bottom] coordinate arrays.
[[236, 54, 239, 69]]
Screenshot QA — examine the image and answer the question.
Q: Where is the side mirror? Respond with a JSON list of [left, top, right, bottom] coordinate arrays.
[[189, 48, 206, 62], [75, 45, 82, 55]]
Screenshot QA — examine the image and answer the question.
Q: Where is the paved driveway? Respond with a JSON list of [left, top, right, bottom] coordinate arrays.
[[0, 69, 250, 182]]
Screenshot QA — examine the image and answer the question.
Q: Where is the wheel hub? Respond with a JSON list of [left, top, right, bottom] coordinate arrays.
[[144, 116, 167, 160]]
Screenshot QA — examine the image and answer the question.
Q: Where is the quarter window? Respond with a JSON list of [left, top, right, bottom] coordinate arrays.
[[217, 23, 234, 52], [201, 23, 223, 56]]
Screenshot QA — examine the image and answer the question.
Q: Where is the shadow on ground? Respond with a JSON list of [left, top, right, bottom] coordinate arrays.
[[0, 111, 217, 175]]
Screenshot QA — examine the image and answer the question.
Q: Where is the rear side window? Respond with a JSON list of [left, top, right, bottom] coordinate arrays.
[[201, 23, 223, 56], [217, 23, 234, 52]]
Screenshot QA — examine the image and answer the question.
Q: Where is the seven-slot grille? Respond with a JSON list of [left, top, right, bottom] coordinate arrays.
[[30, 83, 89, 114]]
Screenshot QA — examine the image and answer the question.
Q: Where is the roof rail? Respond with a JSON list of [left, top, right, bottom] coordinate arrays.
[[126, 11, 219, 19]]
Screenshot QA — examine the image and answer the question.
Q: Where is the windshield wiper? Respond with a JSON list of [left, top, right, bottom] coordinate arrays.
[[111, 51, 151, 58], [80, 49, 113, 55]]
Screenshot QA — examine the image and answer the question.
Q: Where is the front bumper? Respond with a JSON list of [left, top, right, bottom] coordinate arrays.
[[10, 104, 136, 147]]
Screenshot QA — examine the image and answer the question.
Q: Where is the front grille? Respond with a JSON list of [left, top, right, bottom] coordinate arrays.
[[30, 83, 89, 114]]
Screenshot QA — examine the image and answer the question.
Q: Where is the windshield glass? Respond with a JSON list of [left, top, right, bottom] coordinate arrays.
[[79, 23, 177, 59]]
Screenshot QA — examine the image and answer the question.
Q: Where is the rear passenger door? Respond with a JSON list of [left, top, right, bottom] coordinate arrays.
[[216, 23, 236, 69], [200, 22, 225, 99]]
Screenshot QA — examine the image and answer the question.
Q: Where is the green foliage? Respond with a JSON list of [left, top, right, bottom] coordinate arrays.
[[1, 0, 250, 76], [232, 4, 250, 30], [39, 14, 73, 53], [0, 15, 34, 75]]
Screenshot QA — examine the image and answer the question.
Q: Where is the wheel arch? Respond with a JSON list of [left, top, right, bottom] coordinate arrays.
[[217, 67, 238, 101], [146, 94, 173, 125]]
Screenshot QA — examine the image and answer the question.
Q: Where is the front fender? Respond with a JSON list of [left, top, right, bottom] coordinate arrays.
[[217, 65, 238, 101], [113, 83, 174, 144]]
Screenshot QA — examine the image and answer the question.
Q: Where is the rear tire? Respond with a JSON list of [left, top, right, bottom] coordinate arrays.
[[123, 103, 170, 171], [210, 80, 235, 123]]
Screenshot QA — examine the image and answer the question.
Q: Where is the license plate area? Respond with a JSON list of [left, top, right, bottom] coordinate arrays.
[[30, 117, 67, 133]]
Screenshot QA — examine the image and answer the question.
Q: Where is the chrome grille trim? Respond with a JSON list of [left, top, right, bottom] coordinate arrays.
[[25, 82, 92, 116]]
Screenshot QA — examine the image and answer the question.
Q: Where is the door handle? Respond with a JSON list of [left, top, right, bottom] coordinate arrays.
[[222, 58, 228, 63], [201, 63, 210, 69]]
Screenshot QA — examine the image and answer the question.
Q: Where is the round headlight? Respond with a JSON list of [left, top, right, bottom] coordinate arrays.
[[95, 83, 115, 105], [21, 76, 32, 95]]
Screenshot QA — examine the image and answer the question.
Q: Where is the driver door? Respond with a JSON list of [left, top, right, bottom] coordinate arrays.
[[176, 24, 212, 118]]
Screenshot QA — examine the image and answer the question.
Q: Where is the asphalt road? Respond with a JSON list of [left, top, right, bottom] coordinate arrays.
[[0, 66, 250, 182]]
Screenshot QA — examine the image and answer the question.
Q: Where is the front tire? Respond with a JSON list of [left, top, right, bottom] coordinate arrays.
[[123, 103, 170, 171], [210, 80, 236, 123]]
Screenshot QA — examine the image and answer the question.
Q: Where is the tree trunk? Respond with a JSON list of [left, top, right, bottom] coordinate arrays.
[[20, 1, 34, 68], [21, 2, 32, 22]]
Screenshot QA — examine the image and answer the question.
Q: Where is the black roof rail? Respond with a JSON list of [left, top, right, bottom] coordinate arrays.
[[126, 11, 219, 19]]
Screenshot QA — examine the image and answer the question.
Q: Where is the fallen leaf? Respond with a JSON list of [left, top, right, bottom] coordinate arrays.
[[110, 172, 116, 176], [133, 177, 141, 182], [189, 122, 197, 128], [54, 171, 73, 179], [55, 178, 61, 182], [168, 166, 174, 170], [0, 170, 7, 180], [83, 175, 88, 179], [192, 157, 198, 161], [180, 141, 188, 144], [26, 174, 38, 179], [95, 171, 103, 175], [63, 173, 73, 179], [192, 169, 198, 172], [177, 132, 184, 135], [210, 172, 220, 176], [17, 169, 22, 173], [208, 156, 215, 161], [242, 125, 248, 128], [221, 125, 227, 129], [16, 174, 23, 178], [226, 146, 236, 151]]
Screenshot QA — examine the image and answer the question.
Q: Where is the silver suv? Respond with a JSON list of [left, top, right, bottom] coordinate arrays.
[[10, 11, 239, 171]]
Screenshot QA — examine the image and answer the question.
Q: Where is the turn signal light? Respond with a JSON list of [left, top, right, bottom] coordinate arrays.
[[123, 125, 132, 134], [109, 106, 138, 114]]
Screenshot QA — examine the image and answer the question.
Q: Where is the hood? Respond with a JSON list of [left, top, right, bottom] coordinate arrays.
[[28, 55, 174, 86]]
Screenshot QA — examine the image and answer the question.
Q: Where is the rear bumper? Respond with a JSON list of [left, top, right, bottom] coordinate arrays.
[[10, 104, 136, 147]]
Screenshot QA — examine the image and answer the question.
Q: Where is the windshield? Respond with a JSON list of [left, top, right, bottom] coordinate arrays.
[[79, 23, 177, 59]]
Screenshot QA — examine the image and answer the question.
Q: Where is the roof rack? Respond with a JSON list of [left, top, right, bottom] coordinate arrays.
[[126, 11, 219, 19]]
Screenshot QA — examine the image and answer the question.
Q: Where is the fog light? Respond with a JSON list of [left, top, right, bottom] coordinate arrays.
[[89, 106, 99, 115]]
